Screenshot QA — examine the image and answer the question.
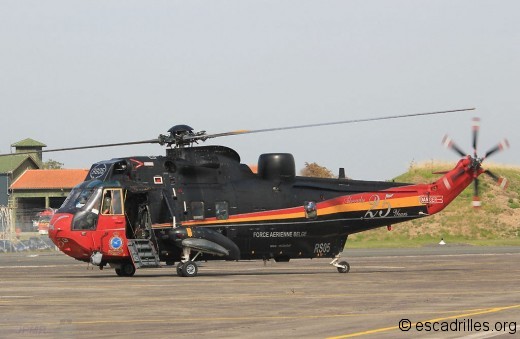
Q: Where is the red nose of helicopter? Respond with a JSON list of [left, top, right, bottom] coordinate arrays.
[[49, 213, 92, 261]]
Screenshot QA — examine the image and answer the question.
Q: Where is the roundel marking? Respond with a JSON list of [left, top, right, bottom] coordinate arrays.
[[109, 236, 123, 250], [90, 163, 107, 179]]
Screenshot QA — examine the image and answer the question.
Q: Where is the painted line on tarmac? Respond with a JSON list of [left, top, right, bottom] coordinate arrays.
[[326, 304, 520, 339]]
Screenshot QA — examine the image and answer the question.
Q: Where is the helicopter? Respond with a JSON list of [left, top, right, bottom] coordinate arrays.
[[7, 108, 510, 277]]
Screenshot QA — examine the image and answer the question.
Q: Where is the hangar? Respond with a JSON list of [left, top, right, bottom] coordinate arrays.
[[9, 169, 89, 231], [0, 138, 87, 232]]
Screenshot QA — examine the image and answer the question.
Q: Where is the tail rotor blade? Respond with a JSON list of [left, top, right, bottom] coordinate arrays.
[[442, 135, 467, 157], [472, 178, 481, 208], [484, 170, 509, 190], [484, 169, 499, 182], [484, 139, 510, 159], [472, 117, 480, 156]]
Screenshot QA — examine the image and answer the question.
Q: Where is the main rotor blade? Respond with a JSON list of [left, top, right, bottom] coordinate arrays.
[[196, 108, 475, 141], [1, 107, 474, 156], [0, 139, 160, 157]]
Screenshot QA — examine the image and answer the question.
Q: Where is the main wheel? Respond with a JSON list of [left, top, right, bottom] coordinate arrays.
[[116, 262, 136, 277], [337, 261, 350, 274], [181, 261, 198, 277]]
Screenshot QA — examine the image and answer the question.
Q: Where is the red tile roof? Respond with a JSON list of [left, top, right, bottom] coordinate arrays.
[[10, 169, 89, 190]]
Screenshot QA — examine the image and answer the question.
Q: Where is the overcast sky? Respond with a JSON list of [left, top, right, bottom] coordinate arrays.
[[1, 1, 518, 180]]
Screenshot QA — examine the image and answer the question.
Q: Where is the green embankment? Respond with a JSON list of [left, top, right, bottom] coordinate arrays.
[[348, 162, 520, 248]]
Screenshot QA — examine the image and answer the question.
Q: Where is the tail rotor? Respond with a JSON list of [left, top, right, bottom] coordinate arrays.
[[443, 117, 509, 208]]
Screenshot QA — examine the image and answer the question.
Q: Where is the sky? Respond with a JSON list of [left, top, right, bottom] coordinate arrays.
[[0, 1, 518, 180]]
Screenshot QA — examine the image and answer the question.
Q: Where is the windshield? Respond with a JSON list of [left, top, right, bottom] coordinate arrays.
[[58, 180, 104, 213], [59, 188, 94, 211], [71, 188, 103, 231]]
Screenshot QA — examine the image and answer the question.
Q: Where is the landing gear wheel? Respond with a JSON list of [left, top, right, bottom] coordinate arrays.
[[181, 261, 198, 277], [337, 261, 350, 274], [176, 262, 185, 277], [116, 262, 136, 277]]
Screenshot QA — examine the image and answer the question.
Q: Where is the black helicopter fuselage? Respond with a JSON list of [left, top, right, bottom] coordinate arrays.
[[39, 112, 508, 276], [50, 145, 444, 270]]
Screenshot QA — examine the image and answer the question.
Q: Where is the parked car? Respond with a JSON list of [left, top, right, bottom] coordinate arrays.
[[13, 241, 30, 252], [40, 237, 57, 250], [28, 237, 52, 250], [0, 240, 15, 253], [36, 209, 55, 235]]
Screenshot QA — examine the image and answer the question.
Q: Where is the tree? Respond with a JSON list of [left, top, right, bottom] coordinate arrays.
[[300, 162, 335, 178], [42, 159, 64, 169]]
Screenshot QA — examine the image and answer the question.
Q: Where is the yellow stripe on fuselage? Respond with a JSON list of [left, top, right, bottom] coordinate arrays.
[[184, 195, 423, 226], [319, 195, 422, 215]]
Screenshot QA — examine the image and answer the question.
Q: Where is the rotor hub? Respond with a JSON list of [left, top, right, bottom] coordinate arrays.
[[158, 125, 207, 148]]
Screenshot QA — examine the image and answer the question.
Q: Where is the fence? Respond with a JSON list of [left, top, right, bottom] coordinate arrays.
[[0, 205, 13, 240], [0, 206, 57, 252]]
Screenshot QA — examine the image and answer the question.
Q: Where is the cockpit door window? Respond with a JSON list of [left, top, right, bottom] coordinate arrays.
[[101, 189, 124, 215]]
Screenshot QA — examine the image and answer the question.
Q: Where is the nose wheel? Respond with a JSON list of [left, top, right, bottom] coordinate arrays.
[[115, 261, 136, 277]]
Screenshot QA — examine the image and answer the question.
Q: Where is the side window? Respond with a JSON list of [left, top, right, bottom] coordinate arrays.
[[216, 201, 229, 220], [101, 189, 124, 215], [304, 201, 317, 219], [191, 201, 205, 220]]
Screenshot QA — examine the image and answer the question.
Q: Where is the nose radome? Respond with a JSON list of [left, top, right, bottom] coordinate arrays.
[[48, 213, 73, 243]]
